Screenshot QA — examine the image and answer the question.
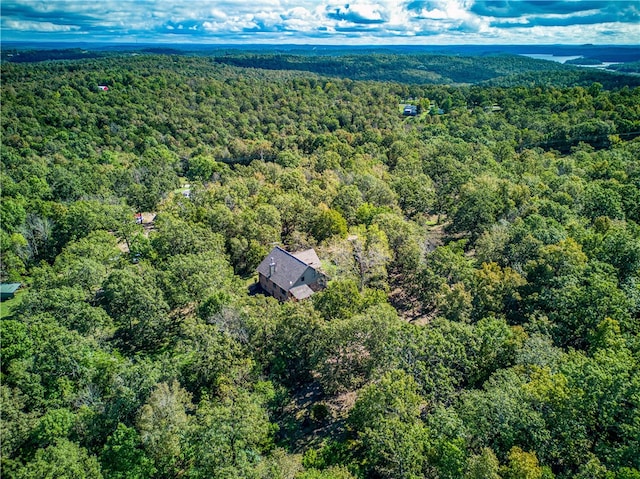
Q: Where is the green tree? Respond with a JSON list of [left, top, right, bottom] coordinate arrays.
[[0, 230, 27, 281], [18, 287, 112, 335], [422, 152, 471, 224], [582, 182, 624, 221], [323, 224, 391, 291], [312, 205, 348, 243], [266, 302, 324, 387], [100, 424, 155, 479], [332, 184, 363, 225], [125, 146, 180, 212], [524, 241, 633, 348], [297, 466, 356, 479], [272, 192, 314, 242], [101, 266, 173, 352], [59, 201, 131, 246], [372, 212, 422, 275], [312, 279, 386, 321], [315, 304, 401, 394], [0, 197, 26, 233], [391, 173, 435, 218], [189, 385, 276, 479], [16, 439, 103, 479], [29, 408, 75, 449], [186, 155, 221, 182], [19, 213, 55, 263], [350, 224, 392, 291], [457, 368, 549, 459], [348, 370, 428, 479], [1, 385, 37, 460], [473, 262, 526, 320], [465, 447, 501, 479], [501, 446, 549, 479], [160, 252, 237, 308], [137, 380, 194, 478], [3, 314, 102, 411], [448, 176, 509, 240], [174, 321, 251, 398], [151, 214, 225, 259], [413, 240, 475, 315]]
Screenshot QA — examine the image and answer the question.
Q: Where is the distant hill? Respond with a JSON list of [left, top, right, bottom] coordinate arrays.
[[1, 48, 106, 63], [608, 61, 640, 74], [2, 43, 639, 87], [209, 53, 573, 85], [3, 42, 639, 62]]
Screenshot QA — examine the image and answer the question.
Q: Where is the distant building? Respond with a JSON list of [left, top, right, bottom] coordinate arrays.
[[256, 246, 327, 301], [0, 283, 21, 301], [403, 105, 417, 116]]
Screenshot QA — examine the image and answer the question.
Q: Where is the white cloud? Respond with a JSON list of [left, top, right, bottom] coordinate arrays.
[[1, 0, 637, 44], [345, 3, 386, 21], [3, 19, 80, 32], [208, 9, 228, 21]]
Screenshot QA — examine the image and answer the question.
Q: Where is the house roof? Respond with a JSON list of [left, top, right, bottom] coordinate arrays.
[[289, 284, 315, 300], [256, 246, 315, 292], [0, 283, 21, 294], [291, 249, 321, 269]]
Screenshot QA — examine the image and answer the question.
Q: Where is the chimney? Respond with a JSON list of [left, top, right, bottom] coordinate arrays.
[[269, 258, 276, 276]]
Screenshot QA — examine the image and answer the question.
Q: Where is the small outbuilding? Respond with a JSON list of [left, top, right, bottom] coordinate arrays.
[[0, 283, 21, 301], [403, 105, 418, 116], [256, 246, 327, 301]]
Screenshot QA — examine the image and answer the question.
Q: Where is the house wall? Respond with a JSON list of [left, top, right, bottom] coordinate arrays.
[[259, 273, 288, 301], [290, 266, 318, 290], [259, 264, 327, 302], [292, 266, 329, 293]]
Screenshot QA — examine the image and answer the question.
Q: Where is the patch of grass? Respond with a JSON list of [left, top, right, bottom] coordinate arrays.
[[244, 274, 258, 288], [172, 178, 192, 196], [0, 288, 26, 319]]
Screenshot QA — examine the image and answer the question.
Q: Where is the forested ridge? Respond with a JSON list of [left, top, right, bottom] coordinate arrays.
[[1, 53, 640, 479]]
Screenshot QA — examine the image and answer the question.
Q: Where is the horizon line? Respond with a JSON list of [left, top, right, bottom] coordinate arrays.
[[3, 41, 639, 47]]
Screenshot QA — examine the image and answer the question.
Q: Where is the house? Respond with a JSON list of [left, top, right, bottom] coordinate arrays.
[[403, 105, 417, 116], [256, 246, 327, 301], [0, 283, 21, 301]]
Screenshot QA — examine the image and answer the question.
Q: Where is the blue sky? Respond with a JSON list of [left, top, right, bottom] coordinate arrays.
[[2, 1, 639, 44]]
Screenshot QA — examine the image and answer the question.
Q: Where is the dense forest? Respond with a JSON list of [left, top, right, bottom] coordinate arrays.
[[1, 52, 640, 479]]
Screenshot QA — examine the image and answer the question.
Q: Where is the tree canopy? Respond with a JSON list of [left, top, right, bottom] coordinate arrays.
[[2, 49, 639, 479]]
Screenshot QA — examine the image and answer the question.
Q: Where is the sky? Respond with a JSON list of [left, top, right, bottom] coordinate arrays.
[[2, 1, 639, 45]]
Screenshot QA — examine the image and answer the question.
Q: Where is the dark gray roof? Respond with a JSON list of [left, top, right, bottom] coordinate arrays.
[[289, 284, 315, 300], [256, 246, 312, 292], [291, 249, 321, 269]]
